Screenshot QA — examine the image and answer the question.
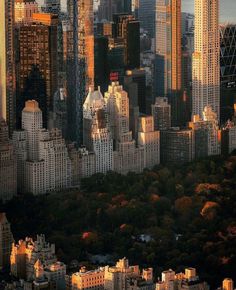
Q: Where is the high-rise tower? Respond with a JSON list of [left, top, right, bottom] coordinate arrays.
[[0, 0, 16, 134], [192, 0, 220, 119], [155, 0, 182, 97], [155, 0, 182, 126], [15, 13, 58, 128], [67, 0, 94, 144]]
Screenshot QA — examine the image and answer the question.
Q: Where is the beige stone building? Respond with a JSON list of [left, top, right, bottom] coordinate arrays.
[[69, 267, 105, 290], [104, 82, 144, 174], [156, 268, 209, 290], [105, 258, 154, 290], [13, 100, 71, 195], [138, 116, 160, 169]]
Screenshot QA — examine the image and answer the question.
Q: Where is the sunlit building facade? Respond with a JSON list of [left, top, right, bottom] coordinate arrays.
[[104, 82, 144, 174], [70, 267, 105, 290], [14, 0, 38, 23], [155, 0, 182, 97], [0, 0, 16, 134], [138, 116, 160, 169], [192, 0, 220, 119], [83, 88, 113, 174], [10, 234, 59, 281]]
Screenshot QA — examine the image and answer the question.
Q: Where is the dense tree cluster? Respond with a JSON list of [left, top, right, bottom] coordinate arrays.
[[1, 154, 236, 288]]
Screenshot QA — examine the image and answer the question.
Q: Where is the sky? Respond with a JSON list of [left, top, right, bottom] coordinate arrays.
[[182, 0, 236, 23]]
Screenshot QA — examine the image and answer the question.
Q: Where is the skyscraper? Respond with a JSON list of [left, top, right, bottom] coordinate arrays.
[[155, 0, 182, 97], [0, 0, 16, 134], [15, 13, 58, 128], [138, 0, 156, 38], [155, 0, 182, 126], [113, 14, 140, 70], [220, 24, 236, 122], [192, 0, 220, 119], [67, 0, 94, 144]]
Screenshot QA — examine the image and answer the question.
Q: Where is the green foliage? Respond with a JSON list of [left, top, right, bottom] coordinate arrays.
[[1, 155, 236, 288]]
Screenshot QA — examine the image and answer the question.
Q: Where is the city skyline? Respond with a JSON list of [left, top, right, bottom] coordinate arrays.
[[0, 0, 236, 287]]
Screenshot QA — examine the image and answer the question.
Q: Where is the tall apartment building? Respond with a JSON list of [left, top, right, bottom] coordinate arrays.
[[13, 100, 71, 195], [161, 128, 195, 165], [192, 0, 220, 120], [15, 13, 58, 128], [0, 0, 16, 134], [0, 118, 17, 201], [151, 97, 171, 131], [113, 14, 140, 70], [67, 0, 94, 144], [138, 116, 160, 169], [83, 88, 113, 174], [10, 234, 65, 284], [189, 107, 221, 159], [39, 128, 72, 191], [0, 213, 14, 270], [14, 0, 39, 23], [104, 82, 143, 174], [220, 24, 236, 122]]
